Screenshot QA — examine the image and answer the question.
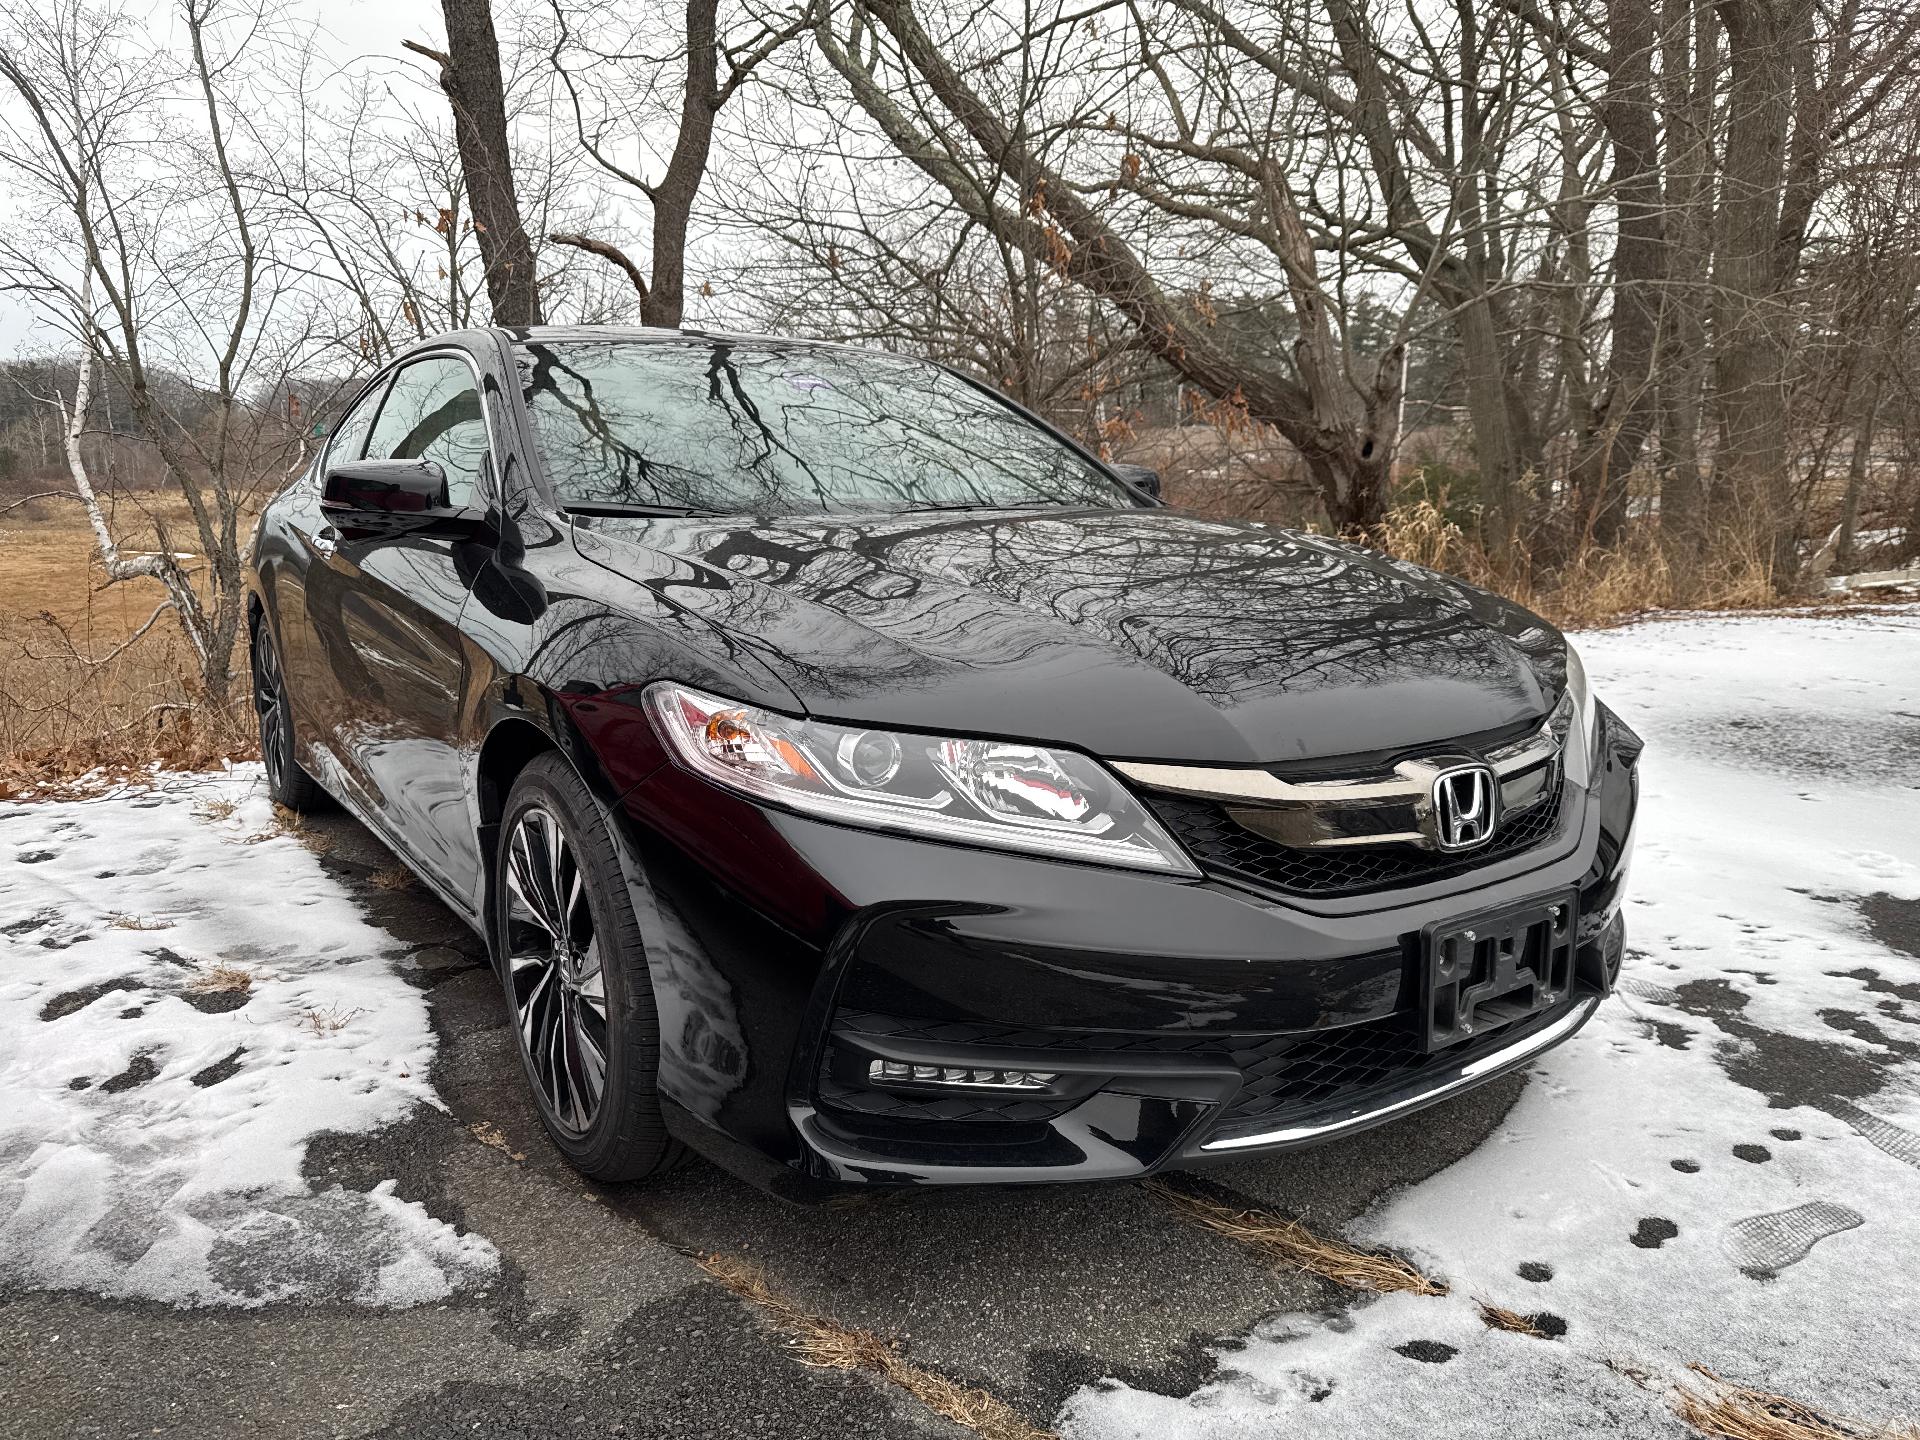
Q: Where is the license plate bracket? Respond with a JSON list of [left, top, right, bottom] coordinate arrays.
[[1422, 892, 1577, 1052]]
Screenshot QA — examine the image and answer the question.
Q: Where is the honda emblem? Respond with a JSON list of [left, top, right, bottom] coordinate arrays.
[[1430, 764, 1498, 851]]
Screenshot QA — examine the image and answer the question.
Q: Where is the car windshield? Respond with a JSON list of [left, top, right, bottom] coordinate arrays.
[[514, 337, 1133, 516]]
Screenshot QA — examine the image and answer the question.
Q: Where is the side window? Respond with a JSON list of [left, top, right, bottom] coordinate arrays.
[[320, 377, 386, 476], [365, 356, 491, 510]]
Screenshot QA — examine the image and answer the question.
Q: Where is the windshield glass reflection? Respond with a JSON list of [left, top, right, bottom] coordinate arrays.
[[515, 338, 1131, 517]]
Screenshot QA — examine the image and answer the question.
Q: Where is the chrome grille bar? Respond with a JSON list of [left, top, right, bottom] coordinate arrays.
[[1114, 720, 1560, 852]]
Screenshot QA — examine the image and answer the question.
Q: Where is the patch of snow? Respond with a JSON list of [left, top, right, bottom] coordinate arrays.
[[1063, 609, 1920, 1438], [0, 767, 496, 1307]]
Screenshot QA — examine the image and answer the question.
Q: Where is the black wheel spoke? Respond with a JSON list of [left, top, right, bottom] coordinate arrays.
[[503, 803, 606, 1137], [252, 636, 287, 789]]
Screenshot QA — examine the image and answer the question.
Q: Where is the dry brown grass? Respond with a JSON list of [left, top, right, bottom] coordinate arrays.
[[187, 962, 253, 996], [1475, 1299, 1553, 1338], [697, 1253, 1057, 1440], [1376, 496, 1785, 629], [370, 863, 415, 891], [259, 802, 333, 855], [0, 492, 254, 793], [293, 1003, 362, 1035], [468, 1121, 527, 1162], [1143, 1179, 1448, 1296], [106, 913, 174, 931], [1673, 1364, 1920, 1440], [193, 796, 239, 822]]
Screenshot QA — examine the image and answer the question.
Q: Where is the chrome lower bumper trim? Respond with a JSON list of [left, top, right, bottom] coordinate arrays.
[[1197, 996, 1600, 1152]]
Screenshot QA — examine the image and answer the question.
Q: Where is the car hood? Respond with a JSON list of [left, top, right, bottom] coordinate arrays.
[[570, 506, 1566, 766]]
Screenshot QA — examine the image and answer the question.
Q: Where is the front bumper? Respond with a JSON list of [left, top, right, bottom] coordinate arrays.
[[617, 707, 1641, 1195]]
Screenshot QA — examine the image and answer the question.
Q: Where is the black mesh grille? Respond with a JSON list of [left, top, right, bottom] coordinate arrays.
[[1219, 1021, 1425, 1123], [1149, 783, 1567, 898], [1209, 1002, 1576, 1138]]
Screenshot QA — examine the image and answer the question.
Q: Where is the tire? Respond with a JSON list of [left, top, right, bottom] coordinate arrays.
[[250, 620, 326, 812], [493, 752, 688, 1182]]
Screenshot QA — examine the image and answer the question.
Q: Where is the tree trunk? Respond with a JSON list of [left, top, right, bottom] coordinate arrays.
[[1454, 297, 1523, 557], [420, 0, 544, 326], [1711, 0, 1806, 581], [640, 0, 721, 327], [1575, 0, 1665, 546], [1657, 0, 1715, 562], [1834, 371, 1879, 569]]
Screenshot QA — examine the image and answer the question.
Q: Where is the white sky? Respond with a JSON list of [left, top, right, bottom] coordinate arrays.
[[0, 295, 36, 358]]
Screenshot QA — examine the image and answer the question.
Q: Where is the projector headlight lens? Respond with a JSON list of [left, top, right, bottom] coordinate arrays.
[[646, 683, 1197, 875]]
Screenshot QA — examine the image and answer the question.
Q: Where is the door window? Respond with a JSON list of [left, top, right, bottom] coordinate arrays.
[[365, 355, 491, 510], [321, 377, 387, 475]]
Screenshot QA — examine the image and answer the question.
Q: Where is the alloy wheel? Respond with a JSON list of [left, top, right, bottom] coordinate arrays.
[[503, 804, 609, 1135], [251, 633, 289, 793]]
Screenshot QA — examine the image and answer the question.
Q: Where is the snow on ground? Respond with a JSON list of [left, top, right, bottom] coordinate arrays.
[[0, 768, 495, 1307], [1064, 608, 1920, 1438]]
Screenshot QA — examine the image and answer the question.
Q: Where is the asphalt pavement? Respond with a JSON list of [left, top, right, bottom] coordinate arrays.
[[0, 805, 1527, 1439]]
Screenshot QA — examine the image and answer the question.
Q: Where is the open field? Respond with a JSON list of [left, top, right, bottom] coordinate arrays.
[[0, 492, 254, 787]]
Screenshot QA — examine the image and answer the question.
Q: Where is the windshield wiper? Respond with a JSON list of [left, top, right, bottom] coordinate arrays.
[[892, 499, 1079, 514], [561, 502, 733, 519]]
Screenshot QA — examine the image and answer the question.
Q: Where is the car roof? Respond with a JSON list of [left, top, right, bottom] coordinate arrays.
[[385, 324, 922, 373], [507, 324, 894, 355]]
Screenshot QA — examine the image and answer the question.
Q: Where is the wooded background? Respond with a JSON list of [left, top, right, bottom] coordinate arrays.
[[2, 0, 1917, 765]]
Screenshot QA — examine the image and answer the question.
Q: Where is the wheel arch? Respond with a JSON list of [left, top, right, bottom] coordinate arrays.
[[470, 687, 669, 967]]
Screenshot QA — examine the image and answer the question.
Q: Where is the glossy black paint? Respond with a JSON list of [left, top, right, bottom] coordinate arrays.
[[248, 324, 1640, 1194], [570, 506, 1563, 765], [323, 457, 448, 518]]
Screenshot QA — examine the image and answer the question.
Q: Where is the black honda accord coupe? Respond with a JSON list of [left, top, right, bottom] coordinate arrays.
[[246, 325, 1640, 1194]]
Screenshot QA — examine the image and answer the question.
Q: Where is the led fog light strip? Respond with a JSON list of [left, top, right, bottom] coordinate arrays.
[[868, 1060, 1058, 1090]]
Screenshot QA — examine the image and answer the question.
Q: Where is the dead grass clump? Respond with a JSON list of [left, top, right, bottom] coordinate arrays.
[[1673, 1364, 1920, 1440], [469, 1121, 527, 1162], [106, 913, 173, 932], [1475, 1299, 1557, 1338], [371, 864, 415, 891], [697, 1253, 1057, 1440], [1377, 495, 1463, 572], [194, 796, 239, 823], [188, 963, 253, 996], [1144, 1179, 1448, 1296], [1530, 530, 1777, 630], [293, 1003, 362, 1036], [261, 803, 333, 855], [1373, 490, 1788, 629]]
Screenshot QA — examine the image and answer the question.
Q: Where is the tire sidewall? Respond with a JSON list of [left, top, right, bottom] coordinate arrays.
[[252, 624, 300, 808], [492, 755, 664, 1176]]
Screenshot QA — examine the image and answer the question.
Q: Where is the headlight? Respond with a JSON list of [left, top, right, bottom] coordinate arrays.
[[1560, 643, 1600, 788], [645, 683, 1198, 875]]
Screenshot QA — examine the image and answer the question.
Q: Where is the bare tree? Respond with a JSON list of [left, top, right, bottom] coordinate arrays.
[[406, 0, 547, 325], [0, 0, 317, 698], [540, 0, 806, 327], [800, 0, 1411, 534]]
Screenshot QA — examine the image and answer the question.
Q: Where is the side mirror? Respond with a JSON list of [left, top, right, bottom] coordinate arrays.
[[321, 458, 489, 540], [323, 458, 449, 518], [1111, 462, 1163, 502]]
